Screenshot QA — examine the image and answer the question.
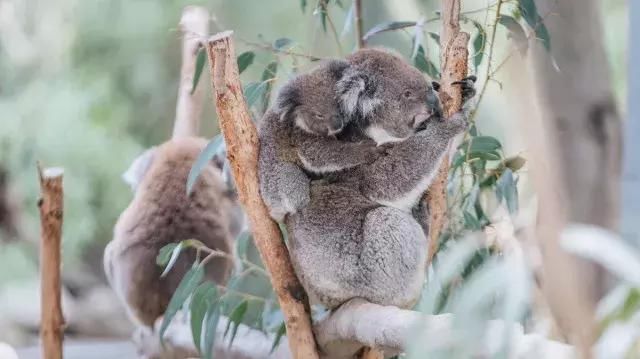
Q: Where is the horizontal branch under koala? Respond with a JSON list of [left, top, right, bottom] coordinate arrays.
[[140, 299, 575, 359]]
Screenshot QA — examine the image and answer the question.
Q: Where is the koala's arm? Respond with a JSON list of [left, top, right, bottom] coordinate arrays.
[[360, 112, 467, 208], [295, 130, 379, 173], [258, 111, 311, 221]]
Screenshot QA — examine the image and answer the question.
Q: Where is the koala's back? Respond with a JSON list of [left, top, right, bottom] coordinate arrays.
[[287, 180, 427, 309], [108, 138, 234, 326]]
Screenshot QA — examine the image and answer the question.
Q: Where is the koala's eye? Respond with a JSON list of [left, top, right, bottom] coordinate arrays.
[[313, 113, 325, 120], [403, 90, 414, 99]]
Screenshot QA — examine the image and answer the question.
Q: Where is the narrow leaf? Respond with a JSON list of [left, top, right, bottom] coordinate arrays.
[[187, 135, 224, 195], [468, 150, 502, 161], [468, 135, 502, 153], [243, 81, 269, 109], [518, 0, 551, 51], [261, 61, 279, 112], [504, 155, 526, 171], [202, 299, 222, 359], [190, 282, 218, 352], [300, 0, 307, 13], [273, 38, 294, 50], [496, 168, 518, 213], [411, 18, 426, 59], [471, 21, 486, 71], [414, 45, 439, 79], [363, 21, 417, 42], [270, 322, 287, 353], [237, 51, 255, 74], [160, 241, 185, 278], [225, 300, 249, 346], [427, 32, 440, 45], [498, 15, 528, 55], [160, 265, 205, 342], [157, 243, 178, 266], [190, 47, 206, 95]]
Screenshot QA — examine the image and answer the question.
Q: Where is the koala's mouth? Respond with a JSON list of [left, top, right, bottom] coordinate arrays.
[[413, 111, 441, 132]]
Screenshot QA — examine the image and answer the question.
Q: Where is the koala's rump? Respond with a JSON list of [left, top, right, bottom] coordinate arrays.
[[286, 182, 426, 309]]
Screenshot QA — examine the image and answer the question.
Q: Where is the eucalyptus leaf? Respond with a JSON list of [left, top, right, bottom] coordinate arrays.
[[468, 151, 502, 161], [498, 15, 528, 55], [237, 51, 255, 74], [190, 47, 206, 95], [235, 231, 252, 261], [160, 265, 205, 343], [471, 21, 486, 71], [496, 168, 518, 213], [160, 241, 185, 278], [187, 135, 224, 195], [363, 21, 417, 42], [157, 243, 178, 266], [270, 322, 287, 353], [225, 300, 249, 346], [504, 155, 526, 171], [428, 32, 440, 45], [273, 38, 294, 50], [191, 283, 218, 353], [243, 81, 269, 109], [202, 298, 222, 359], [261, 61, 278, 112], [300, 0, 307, 13], [468, 136, 502, 153], [518, 0, 551, 51], [414, 45, 439, 79], [463, 211, 481, 230]]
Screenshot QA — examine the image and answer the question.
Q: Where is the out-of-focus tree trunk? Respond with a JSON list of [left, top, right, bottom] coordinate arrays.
[[532, 0, 621, 304], [623, 1, 640, 247]]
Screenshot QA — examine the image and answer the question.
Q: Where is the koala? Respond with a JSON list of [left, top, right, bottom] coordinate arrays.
[[284, 48, 471, 309], [258, 59, 382, 221], [104, 137, 243, 328]]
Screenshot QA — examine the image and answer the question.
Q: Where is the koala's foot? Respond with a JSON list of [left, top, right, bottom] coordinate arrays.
[[431, 111, 468, 137], [432, 75, 477, 105]]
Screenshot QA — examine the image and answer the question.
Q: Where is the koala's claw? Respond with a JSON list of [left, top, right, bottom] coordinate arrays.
[[452, 76, 477, 104]]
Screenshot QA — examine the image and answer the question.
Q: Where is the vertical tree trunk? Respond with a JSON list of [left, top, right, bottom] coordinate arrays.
[[205, 31, 319, 359], [623, 1, 640, 246], [37, 165, 65, 359], [426, 0, 469, 264], [532, 0, 621, 305]]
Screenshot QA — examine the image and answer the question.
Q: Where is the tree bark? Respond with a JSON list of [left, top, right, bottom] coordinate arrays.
[[172, 6, 209, 139], [204, 31, 319, 359], [37, 164, 65, 359], [425, 0, 469, 264]]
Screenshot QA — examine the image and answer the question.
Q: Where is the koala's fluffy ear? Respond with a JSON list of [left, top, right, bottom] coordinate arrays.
[[122, 147, 156, 192], [273, 78, 301, 117], [336, 66, 381, 119]]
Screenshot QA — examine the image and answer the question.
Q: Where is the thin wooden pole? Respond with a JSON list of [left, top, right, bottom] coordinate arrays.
[[204, 31, 320, 359], [354, 0, 364, 49], [426, 0, 470, 264], [37, 164, 65, 359]]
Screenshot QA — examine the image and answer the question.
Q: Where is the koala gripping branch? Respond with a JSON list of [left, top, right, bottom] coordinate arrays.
[[204, 31, 320, 359], [426, 0, 470, 264]]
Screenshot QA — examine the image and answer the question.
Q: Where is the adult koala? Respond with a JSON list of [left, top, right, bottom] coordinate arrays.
[[284, 48, 469, 309]]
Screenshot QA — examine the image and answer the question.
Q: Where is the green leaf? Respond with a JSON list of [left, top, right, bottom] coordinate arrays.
[[160, 265, 205, 343], [468, 150, 502, 161], [235, 231, 252, 260], [157, 243, 178, 266], [273, 38, 294, 50], [471, 21, 486, 71], [504, 155, 526, 171], [237, 51, 255, 74], [315, 1, 328, 32], [187, 135, 224, 195], [428, 32, 440, 45], [202, 298, 222, 359], [363, 21, 417, 42], [498, 15, 528, 55], [261, 61, 278, 111], [468, 136, 502, 153], [191, 47, 206, 95], [160, 241, 185, 278], [496, 168, 518, 213], [414, 45, 439, 79], [190, 282, 218, 353], [463, 210, 481, 230], [518, 0, 551, 51], [300, 0, 307, 13], [224, 300, 249, 346], [243, 81, 269, 109], [451, 151, 465, 169], [270, 322, 287, 353]]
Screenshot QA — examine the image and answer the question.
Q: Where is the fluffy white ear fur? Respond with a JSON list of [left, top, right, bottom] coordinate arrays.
[[337, 69, 381, 118], [121, 147, 156, 192]]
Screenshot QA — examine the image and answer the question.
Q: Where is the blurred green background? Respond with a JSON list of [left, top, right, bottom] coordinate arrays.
[[0, 0, 627, 346]]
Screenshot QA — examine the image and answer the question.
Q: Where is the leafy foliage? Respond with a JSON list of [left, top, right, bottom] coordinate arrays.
[[191, 47, 206, 94]]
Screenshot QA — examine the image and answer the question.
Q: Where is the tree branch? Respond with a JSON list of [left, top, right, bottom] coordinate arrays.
[[172, 6, 209, 139], [354, 0, 364, 49], [204, 31, 319, 359], [37, 164, 65, 359], [425, 0, 470, 264]]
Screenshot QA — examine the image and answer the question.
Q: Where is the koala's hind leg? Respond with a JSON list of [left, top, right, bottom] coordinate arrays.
[[359, 206, 427, 308]]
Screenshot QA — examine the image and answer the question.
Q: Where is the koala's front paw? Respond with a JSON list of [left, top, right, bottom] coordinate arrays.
[[452, 75, 477, 105]]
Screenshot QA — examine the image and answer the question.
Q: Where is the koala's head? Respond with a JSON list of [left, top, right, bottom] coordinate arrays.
[[338, 48, 441, 144], [274, 59, 351, 136]]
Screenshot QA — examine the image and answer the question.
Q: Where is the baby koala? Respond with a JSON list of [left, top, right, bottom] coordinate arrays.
[[258, 59, 382, 221]]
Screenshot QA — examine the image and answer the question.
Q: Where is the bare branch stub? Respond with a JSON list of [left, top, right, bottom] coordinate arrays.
[[426, 0, 469, 264], [204, 31, 320, 359], [37, 164, 65, 359]]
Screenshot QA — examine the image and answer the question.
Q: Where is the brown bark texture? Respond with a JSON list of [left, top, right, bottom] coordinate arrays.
[[204, 31, 319, 359], [426, 0, 470, 264], [37, 165, 65, 359]]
